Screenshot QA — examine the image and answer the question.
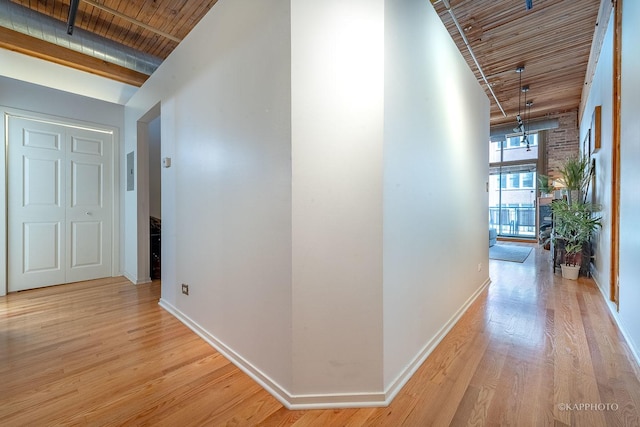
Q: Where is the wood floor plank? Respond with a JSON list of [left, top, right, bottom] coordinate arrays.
[[533, 308, 558, 426], [452, 340, 510, 425], [1, 245, 640, 425], [257, 407, 308, 426]]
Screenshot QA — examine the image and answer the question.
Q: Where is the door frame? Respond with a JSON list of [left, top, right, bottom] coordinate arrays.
[[135, 103, 161, 284], [1, 107, 121, 296]]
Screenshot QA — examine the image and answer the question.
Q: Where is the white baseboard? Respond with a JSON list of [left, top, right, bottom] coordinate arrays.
[[123, 271, 151, 285], [158, 298, 294, 409], [383, 277, 492, 403], [158, 276, 492, 410], [592, 275, 640, 372]]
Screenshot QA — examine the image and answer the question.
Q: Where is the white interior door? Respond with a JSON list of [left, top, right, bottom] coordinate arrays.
[[7, 115, 113, 292]]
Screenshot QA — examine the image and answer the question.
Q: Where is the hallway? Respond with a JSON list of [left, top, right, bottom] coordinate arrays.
[[1, 244, 639, 425]]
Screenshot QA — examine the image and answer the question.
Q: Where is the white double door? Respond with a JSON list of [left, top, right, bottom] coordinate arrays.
[[7, 115, 113, 292]]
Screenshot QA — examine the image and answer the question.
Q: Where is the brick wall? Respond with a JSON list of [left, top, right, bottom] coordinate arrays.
[[544, 110, 580, 181]]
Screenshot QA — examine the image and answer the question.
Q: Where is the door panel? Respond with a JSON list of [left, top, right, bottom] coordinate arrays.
[[71, 134, 103, 156], [8, 115, 113, 291], [24, 157, 61, 207], [71, 162, 102, 207], [23, 221, 61, 273], [23, 128, 61, 151], [70, 221, 102, 268], [8, 118, 66, 291], [65, 127, 112, 283]]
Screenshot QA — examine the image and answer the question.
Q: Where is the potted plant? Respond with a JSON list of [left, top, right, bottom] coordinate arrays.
[[550, 199, 602, 279], [547, 154, 600, 279], [557, 154, 591, 205], [537, 174, 554, 197]]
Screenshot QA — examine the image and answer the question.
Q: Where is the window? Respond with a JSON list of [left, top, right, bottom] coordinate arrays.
[[489, 132, 541, 239], [522, 172, 534, 188], [509, 173, 520, 188], [507, 134, 538, 149], [508, 136, 521, 148]]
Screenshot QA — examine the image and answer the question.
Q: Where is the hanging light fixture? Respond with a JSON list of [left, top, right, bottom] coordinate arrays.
[[513, 66, 525, 134], [521, 84, 530, 147], [525, 100, 533, 151]]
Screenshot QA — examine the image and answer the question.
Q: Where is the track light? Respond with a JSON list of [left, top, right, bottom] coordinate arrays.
[[513, 114, 524, 133], [514, 66, 525, 134], [514, 66, 533, 151], [521, 85, 529, 141], [525, 100, 533, 151]]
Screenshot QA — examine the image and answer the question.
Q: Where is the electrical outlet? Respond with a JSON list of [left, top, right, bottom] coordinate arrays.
[[477, 263, 482, 272], [181, 283, 189, 295]]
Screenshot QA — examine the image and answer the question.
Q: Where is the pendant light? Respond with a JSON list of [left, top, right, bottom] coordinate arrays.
[[513, 66, 525, 134], [525, 100, 533, 151], [521, 84, 529, 147]]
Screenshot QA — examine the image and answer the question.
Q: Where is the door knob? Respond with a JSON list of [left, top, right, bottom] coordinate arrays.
[[86, 211, 92, 216]]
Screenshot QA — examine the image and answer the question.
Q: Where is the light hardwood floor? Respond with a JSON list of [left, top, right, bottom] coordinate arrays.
[[1, 245, 639, 426]]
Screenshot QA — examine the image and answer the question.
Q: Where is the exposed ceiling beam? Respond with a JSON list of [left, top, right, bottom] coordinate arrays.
[[0, 26, 147, 87]]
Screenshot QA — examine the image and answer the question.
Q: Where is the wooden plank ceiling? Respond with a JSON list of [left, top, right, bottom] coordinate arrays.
[[2, 0, 217, 86], [2, 0, 602, 128], [431, 0, 604, 127]]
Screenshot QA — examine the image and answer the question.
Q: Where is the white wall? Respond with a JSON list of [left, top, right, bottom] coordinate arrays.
[[0, 76, 125, 128], [580, 15, 613, 301], [126, 0, 489, 408], [160, 98, 177, 309], [290, 0, 489, 403], [581, 1, 640, 362], [0, 76, 124, 297], [618, 0, 640, 360], [382, 0, 490, 392], [290, 0, 385, 397], [125, 0, 294, 394], [173, 0, 293, 392], [2, 0, 492, 407], [0, 49, 137, 105], [148, 116, 161, 219]]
